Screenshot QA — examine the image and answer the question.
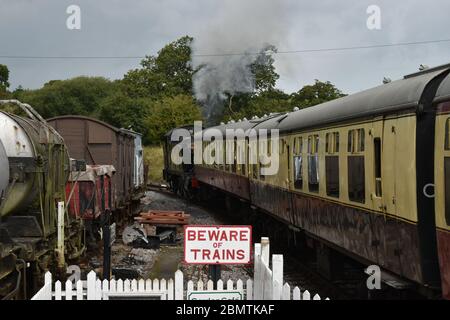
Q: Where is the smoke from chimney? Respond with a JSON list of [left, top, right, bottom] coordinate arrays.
[[190, 0, 288, 124]]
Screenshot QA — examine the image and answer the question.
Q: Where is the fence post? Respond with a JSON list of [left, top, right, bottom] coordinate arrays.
[[272, 254, 283, 300], [55, 281, 62, 300], [262, 267, 273, 299], [65, 280, 73, 300], [160, 279, 167, 300], [293, 287, 301, 300], [217, 279, 224, 291], [153, 279, 160, 292], [76, 280, 83, 300], [44, 271, 52, 300], [246, 279, 253, 300], [138, 279, 145, 292], [167, 279, 174, 300], [281, 283, 290, 300], [145, 279, 152, 292], [174, 270, 183, 300], [87, 270, 96, 300], [253, 243, 262, 300], [236, 279, 243, 294], [207, 280, 214, 291], [303, 290, 310, 300], [261, 237, 270, 267]]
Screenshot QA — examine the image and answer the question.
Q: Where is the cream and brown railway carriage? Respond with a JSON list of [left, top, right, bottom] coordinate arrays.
[[179, 63, 450, 299], [433, 73, 450, 299]]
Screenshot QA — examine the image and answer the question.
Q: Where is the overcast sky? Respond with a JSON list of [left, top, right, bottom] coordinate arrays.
[[1, 0, 450, 95]]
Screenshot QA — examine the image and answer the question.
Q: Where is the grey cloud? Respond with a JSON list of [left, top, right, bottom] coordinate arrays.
[[0, 0, 449, 95]]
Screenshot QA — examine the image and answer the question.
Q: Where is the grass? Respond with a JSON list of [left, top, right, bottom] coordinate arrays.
[[144, 145, 165, 184]]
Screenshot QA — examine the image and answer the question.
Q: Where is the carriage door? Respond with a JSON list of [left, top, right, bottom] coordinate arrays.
[[287, 141, 291, 187], [382, 117, 397, 216], [371, 119, 384, 212]]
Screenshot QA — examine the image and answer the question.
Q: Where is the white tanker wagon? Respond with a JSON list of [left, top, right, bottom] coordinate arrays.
[[0, 100, 85, 300]]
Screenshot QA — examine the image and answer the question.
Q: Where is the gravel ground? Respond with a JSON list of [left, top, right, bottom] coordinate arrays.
[[96, 189, 251, 283]]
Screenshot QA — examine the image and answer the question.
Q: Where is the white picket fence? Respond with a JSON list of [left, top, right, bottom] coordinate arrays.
[[32, 237, 328, 300]]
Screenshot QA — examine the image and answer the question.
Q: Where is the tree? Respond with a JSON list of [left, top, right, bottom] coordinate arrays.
[[0, 64, 10, 99], [224, 89, 291, 121], [15, 77, 118, 118], [219, 47, 281, 122], [122, 36, 194, 98], [290, 80, 346, 109], [144, 94, 202, 144], [98, 92, 151, 139], [0, 64, 10, 91], [250, 45, 279, 93]]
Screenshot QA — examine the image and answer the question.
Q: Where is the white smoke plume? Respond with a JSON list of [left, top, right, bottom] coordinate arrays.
[[191, 0, 290, 123]]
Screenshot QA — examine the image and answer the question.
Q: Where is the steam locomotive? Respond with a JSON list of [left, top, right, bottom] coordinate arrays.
[[163, 62, 450, 299]]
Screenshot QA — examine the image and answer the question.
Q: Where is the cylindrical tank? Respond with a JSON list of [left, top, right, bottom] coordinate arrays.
[[0, 111, 38, 217], [0, 138, 9, 200]]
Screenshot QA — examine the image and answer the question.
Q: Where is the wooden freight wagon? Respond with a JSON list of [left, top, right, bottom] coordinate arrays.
[[47, 116, 135, 210]]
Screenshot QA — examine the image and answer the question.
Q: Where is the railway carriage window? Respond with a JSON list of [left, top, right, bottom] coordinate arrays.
[[347, 128, 366, 203], [326, 132, 340, 154], [348, 156, 365, 203], [294, 155, 303, 189], [325, 131, 340, 197], [358, 129, 365, 152], [445, 118, 450, 150], [348, 129, 365, 153], [326, 133, 330, 153], [374, 138, 382, 197], [293, 137, 303, 189], [335, 132, 340, 152], [308, 135, 319, 192], [326, 156, 339, 197], [445, 158, 450, 225]]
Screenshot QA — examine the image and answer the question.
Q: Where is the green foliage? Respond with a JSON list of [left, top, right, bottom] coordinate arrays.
[[122, 36, 194, 98], [251, 46, 279, 93], [98, 92, 151, 138], [291, 80, 346, 109], [0, 64, 10, 100], [144, 94, 202, 144], [15, 77, 118, 118], [221, 80, 345, 122], [0, 64, 10, 91], [144, 145, 164, 183], [224, 89, 291, 121]]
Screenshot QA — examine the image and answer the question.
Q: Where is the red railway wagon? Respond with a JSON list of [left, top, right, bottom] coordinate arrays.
[[66, 165, 115, 219], [47, 116, 135, 210]]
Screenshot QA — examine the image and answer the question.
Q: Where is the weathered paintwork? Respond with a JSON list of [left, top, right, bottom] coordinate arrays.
[[195, 166, 251, 201], [436, 229, 450, 299], [250, 178, 424, 284], [47, 116, 135, 208]]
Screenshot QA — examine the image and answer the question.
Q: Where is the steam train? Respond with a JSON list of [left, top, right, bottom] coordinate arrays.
[[0, 102, 145, 299], [163, 63, 450, 299]]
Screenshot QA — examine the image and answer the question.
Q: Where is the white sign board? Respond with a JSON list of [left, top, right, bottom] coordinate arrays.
[[187, 290, 244, 300], [184, 225, 252, 264]]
